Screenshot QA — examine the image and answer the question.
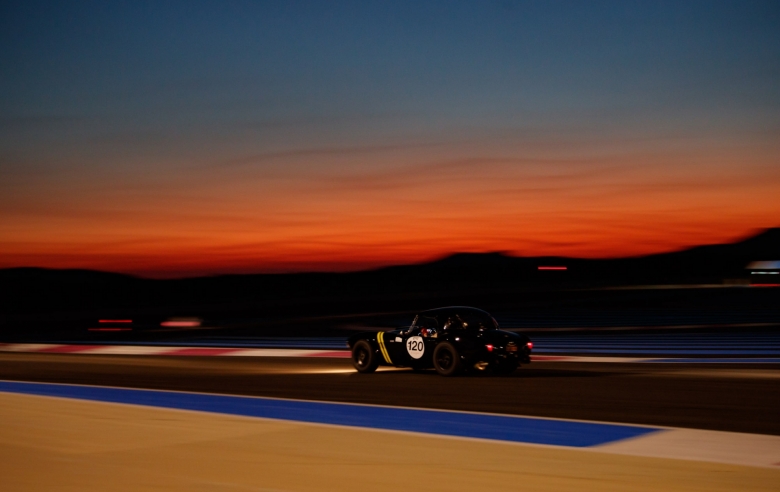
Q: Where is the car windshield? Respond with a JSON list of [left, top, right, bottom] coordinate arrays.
[[413, 308, 497, 331]]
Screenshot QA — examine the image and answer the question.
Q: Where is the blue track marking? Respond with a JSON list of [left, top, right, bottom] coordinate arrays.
[[529, 332, 780, 356], [0, 380, 658, 448], [646, 357, 780, 363]]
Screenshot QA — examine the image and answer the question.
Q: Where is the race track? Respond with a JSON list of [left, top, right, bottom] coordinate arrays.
[[2, 350, 779, 491], [1, 352, 778, 435]]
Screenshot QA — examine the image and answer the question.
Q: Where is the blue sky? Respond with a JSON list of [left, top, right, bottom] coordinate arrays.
[[1, 0, 779, 275]]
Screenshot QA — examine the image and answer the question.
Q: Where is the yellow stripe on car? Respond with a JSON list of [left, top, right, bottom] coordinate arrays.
[[377, 332, 392, 364]]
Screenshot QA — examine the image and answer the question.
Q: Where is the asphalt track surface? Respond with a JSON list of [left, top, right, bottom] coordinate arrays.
[[2, 353, 778, 436]]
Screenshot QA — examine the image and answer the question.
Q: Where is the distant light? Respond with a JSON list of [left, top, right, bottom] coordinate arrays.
[[526, 342, 533, 349], [160, 320, 201, 327], [753, 284, 780, 288], [485, 344, 493, 352], [751, 271, 779, 275], [746, 260, 780, 270], [88, 328, 132, 332], [538, 266, 567, 271], [99, 319, 132, 323]]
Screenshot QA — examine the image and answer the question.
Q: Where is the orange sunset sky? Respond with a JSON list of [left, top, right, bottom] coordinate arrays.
[[1, 1, 778, 277]]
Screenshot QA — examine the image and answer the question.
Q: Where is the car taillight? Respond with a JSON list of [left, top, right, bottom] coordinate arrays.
[[486, 344, 494, 352], [526, 341, 533, 350]]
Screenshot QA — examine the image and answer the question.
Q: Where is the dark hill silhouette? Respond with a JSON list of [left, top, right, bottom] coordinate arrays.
[[2, 228, 779, 312], [1, 228, 778, 340], [373, 227, 780, 284]]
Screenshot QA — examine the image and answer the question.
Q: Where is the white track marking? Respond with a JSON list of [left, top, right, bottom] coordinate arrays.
[[597, 428, 780, 468], [227, 349, 330, 357], [85, 345, 175, 355]]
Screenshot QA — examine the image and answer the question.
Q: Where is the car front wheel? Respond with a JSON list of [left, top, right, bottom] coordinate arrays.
[[352, 340, 379, 373], [433, 342, 462, 376]]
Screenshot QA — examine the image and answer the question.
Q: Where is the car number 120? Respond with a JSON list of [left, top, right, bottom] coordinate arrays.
[[406, 336, 425, 359]]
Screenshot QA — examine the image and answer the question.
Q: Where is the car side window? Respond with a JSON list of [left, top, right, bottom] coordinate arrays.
[[415, 316, 440, 338], [407, 315, 438, 336], [418, 316, 439, 330]]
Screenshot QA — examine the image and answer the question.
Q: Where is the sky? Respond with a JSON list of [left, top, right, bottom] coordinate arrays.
[[1, 0, 779, 277]]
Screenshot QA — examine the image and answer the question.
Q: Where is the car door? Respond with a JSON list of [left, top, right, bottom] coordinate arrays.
[[403, 328, 427, 365], [380, 327, 424, 367], [378, 329, 408, 366]]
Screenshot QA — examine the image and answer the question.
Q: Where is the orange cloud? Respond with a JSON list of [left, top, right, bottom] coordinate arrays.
[[1, 136, 778, 277]]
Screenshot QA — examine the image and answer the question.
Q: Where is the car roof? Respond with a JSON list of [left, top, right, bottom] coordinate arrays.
[[417, 306, 492, 317]]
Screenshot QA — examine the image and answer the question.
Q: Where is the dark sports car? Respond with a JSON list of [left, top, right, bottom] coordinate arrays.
[[348, 306, 532, 376]]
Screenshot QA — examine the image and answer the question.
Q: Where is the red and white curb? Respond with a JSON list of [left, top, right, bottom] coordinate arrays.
[[0, 343, 665, 362], [0, 343, 350, 358], [12, 343, 772, 364]]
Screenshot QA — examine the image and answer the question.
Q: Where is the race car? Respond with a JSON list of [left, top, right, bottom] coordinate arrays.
[[348, 306, 532, 376]]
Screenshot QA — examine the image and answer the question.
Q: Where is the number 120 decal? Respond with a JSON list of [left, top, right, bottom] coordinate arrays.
[[406, 336, 425, 359]]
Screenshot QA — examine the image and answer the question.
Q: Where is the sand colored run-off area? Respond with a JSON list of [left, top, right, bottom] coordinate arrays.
[[1, 392, 778, 492]]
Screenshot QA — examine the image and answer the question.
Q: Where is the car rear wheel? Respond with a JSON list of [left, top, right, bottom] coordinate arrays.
[[433, 342, 462, 376], [352, 340, 379, 373]]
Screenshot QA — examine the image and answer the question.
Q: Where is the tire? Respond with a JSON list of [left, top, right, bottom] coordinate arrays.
[[352, 340, 379, 373], [433, 342, 463, 377]]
